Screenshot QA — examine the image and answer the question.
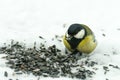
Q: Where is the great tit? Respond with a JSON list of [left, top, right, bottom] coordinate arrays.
[[63, 23, 97, 54]]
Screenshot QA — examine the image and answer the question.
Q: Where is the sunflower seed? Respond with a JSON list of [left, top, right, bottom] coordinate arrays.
[[4, 71, 8, 77]]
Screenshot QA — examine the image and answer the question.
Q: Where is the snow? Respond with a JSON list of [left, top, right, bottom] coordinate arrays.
[[0, 0, 120, 80]]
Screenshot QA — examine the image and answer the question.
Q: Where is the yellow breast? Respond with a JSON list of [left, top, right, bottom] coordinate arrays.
[[63, 35, 97, 54], [77, 35, 97, 54], [63, 36, 74, 52]]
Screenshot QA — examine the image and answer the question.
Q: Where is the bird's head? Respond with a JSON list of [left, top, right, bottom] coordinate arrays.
[[66, 24, 86, 40]]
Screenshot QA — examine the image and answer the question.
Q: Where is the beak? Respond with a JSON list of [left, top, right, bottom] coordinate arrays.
[[65, 32, 73, 40], [66, 35, 72, 40]]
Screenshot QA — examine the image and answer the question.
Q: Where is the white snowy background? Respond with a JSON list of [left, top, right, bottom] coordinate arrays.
[[0, 0, 120, 80]]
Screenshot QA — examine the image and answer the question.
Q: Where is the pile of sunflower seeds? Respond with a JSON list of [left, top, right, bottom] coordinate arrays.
[[0, 40, 96, 79]]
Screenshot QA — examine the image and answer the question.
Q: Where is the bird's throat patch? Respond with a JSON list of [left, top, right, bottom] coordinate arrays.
[[67, 37, 82, 49]]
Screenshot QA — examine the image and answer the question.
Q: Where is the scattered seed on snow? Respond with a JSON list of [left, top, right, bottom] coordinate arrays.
[[0, 39, 97, 79]]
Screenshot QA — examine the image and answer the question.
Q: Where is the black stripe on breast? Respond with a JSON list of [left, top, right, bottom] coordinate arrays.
[[67, 37, 82, 49]]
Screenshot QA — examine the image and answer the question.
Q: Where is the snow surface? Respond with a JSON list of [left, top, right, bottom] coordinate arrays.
[[0, 0, 120, 80]]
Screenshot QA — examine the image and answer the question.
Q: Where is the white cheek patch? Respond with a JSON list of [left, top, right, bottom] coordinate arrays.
[[74, 29, 85, 39]]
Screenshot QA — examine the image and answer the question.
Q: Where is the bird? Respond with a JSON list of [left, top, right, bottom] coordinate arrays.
[[63, 23, 97, 55]]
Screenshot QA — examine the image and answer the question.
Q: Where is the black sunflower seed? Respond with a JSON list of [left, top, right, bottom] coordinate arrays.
[[4, 71, 8, 77], [0, 38, 97, 79]]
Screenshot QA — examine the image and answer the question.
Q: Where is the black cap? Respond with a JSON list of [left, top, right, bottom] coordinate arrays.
[[68, 24, 84, 36]]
